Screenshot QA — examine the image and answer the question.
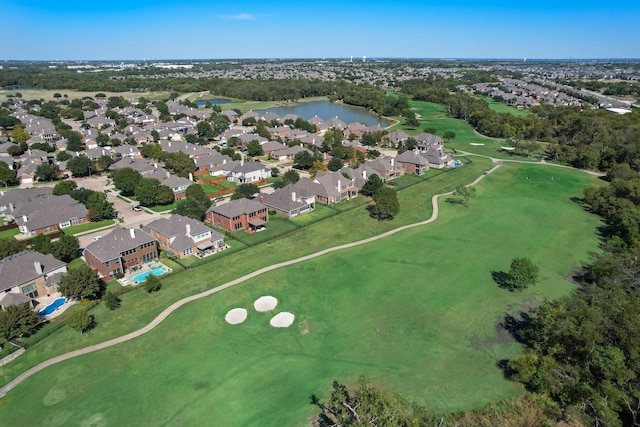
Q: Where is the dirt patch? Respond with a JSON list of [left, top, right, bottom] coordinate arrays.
[[299, 320, 309, 335]]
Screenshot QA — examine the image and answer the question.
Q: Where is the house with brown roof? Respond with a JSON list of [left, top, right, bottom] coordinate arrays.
[[367, 156, 404, 181], [205, 198, 268, 232], [395, 150, 430, 175], [83, 227, 158, 280], [12, 194, 89, 237], [258, 184, 314, 219], [0, 250, 67, 303], [143, 215, 225, 258]]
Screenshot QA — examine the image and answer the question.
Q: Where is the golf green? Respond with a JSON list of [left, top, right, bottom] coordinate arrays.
[[0, 164, 603, 426]]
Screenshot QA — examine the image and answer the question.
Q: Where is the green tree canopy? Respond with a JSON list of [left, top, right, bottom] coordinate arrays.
[[135, 177, 161, 207], [506, 257, 539, 290], [361, 174, 383, 197], [52, 180, 77, 196], [231, 183, 259, 200], [112, 167, 142, 197], [58, 265, 102, 300], [369, 186, 399, 221], [165, 151, 196, 178], [67, 156, 94, 177], [0, 303, 40, 341], [66, 309, 93, 335]]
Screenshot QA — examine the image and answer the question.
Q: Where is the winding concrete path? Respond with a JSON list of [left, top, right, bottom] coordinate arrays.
[[0, 164, 502, 398]]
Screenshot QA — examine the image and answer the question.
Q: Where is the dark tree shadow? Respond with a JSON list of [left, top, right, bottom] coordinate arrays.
[[496, 359, 516, 380], [491, 270, 513, 290], [500, 312, 533, 344], [445, 197, 466, 205]]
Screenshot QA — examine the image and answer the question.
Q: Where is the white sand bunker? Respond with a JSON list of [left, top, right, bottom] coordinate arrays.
[[225, 308, 248, 325], [254, 295, 278, 312], [270, 312, 295, 328]]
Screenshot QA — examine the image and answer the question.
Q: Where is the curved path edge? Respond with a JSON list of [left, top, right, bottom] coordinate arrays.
[[0, 164, 503, 397]]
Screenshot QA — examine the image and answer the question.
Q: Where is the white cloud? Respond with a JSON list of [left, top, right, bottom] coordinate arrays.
[[219, 13, 254, 20]]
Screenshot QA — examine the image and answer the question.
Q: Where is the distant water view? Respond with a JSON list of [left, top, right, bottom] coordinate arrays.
[[195, 98, 230, 106], [257, 100, 388, 127]]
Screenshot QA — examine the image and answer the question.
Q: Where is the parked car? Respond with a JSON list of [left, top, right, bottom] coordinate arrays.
[[132, 205, 142, 212], [213, 196, 224, 203]]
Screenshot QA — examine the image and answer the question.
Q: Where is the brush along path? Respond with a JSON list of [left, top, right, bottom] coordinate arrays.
[[0, 164, 502, 398]]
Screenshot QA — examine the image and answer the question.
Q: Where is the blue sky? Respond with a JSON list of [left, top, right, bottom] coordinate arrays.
[[2, 0, 639, 60]]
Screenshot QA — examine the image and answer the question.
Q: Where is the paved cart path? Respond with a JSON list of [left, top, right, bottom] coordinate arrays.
[[0, 164, 502, 398]]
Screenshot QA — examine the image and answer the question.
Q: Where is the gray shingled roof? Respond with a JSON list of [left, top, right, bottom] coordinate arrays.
[[0, 250, 67, 293], [14, 194, 88, 232], [0, 187, 52, 211], [84, 227, 156, 263], [143, 215, 223, 251], [260, 184, 307, 213], [207, 198, 267, 218]]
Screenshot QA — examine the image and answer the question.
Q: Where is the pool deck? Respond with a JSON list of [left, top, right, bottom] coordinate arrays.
[[35, 293, 75, 320], [117, 261, 172, 287]]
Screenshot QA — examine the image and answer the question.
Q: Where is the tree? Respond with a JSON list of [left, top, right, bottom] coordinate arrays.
[[309, 160, 328, 179], [270, 167, 280, 177], [58, 265, 102, 300], [143, 275, 161, 293], [454, 184, 476, 207], [112, 167, 142, 196], [165, 151, 196, 178], [51, 235, 80, 263], [0, 238, 27, 259], [55, 151, 72, 162], [63, 130, 85, 152], [327, 157, 343, 172], [67, 156, 94, 177], [405, 111, 419, 128], [0, 161, 17, 187], [96, 155, 114, 171], [506, 257, 539, 290], [66, 309, 93, 335], [135, 177, 161, 207], [294, 150, 314, 169], [281, 169, 300, 186], [155, 185, 175, 206], [361, 174, 383, 197], [10, 126, 29, 143], [247, 140, 263, 157], [369, 186, 399, 220], [197, 121, 215, 140], [103, 291, 120, 310], [231, 183, 259, 200], [443, 131, 456, 141], [84, 192, 115, 221], [31, 233, 53, 255], [52, 180, 77, 195], [0, 303, 40, 341]]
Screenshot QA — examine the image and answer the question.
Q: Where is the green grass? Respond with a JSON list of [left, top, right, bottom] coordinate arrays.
[[478, 96, 532, 116], [228, 216, 299, 246], [62, 219, 115, 235], [0, 162, 604, 426], [199, 183, 221, 194], [388, 100, 543, 161], [0, 227, 19, 240], [288, 204, 338, 226], [149, 202, 177, 213]]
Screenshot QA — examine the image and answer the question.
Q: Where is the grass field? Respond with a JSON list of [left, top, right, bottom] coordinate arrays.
[[0, 227, 20, 240], [478, 96, 532, 116], [389, 100, 543, 161], [62, 219, 115, 235], [0, 162, 604, 426], [0, 89, 171, 102]]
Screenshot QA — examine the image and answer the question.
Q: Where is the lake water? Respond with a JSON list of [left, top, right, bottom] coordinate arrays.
[[195, 99, 230, 106], [257, 100, 387, 127]]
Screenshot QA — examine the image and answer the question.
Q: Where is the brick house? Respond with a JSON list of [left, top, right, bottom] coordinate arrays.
[[143, 215, 225, 258], [395, 150, 430, 175], [0, 250, 67, 303], [258, 184, 315, 219], [83, 228, 157, 279], [206, 198, 268, 232]]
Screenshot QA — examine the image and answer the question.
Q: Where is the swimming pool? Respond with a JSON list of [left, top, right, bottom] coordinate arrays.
[[453, 160, 463, 167], [132, 267, 166, 283], [38, 297, 67, 316]]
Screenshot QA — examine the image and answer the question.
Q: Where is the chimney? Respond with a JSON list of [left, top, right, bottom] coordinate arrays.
[[34, 261, 43, 275], [362, 170, 367, 180], [259, 195, 264, 204], [22, 214, 28, 222], [189, 172, 193, 181], [337, 179, 341, 191], [391, 158, 395, 167], [129, 228, 135, 239], [240, 159, 244, 167], [154, 163, 158, 168], [185, 223, 191, 236], [291, 191, 296, 202]]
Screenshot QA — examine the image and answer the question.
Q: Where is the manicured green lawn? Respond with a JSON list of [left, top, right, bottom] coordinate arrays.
[[478, 96, 532, 116], [0, 162, 604, 426], [199, 183, 221, 194], [149, 202, 177, 213], [228, 216, 299, 246], [288, 204, 338, 226], [0, 227, 19, 239], [62, 219, 115, 235]]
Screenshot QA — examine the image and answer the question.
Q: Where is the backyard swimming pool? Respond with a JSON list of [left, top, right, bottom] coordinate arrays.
[[132, 266, 166, 283], [37, 297, 67, 316]]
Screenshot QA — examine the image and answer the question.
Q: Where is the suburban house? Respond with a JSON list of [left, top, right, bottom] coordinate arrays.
[[12, 194, 89, 236], [0, 250, 68, 305], [258, 184, 315, 219], [159, 173, 192, 200], [206, 198, 269, 232], [314, 171, 359, 203], [83, 227, 157, 280], [387, 129, 409, 146], [395, 150, 430, 175], [143, 214, 225, 258], [227, 160, 271, 184], [367, 156, 404, 181], [0, 187, 52, 218]]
